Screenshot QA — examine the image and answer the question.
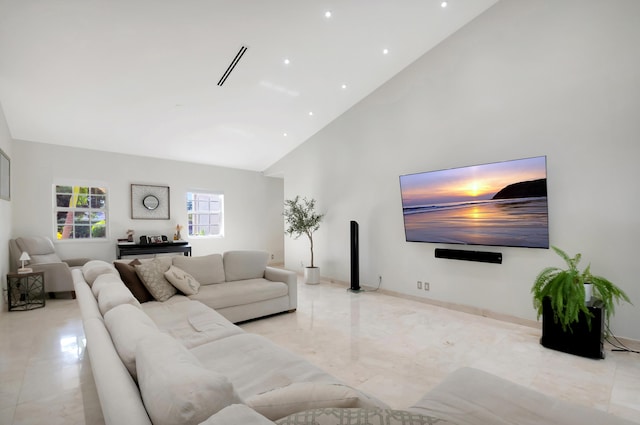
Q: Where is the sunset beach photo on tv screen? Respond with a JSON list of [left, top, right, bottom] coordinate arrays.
[[399, 156, 549, 248]]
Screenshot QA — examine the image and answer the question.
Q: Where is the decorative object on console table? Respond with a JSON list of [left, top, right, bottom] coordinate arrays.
[[283, 196, 324, 285], [7, 271, 45, 311], [131, 184, 170, 220], [531, 246, 631, 358], [174, 224, 183, 240], [116, 240, 191, 259]]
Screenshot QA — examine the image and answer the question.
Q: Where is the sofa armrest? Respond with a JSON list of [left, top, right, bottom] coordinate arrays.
[[63, 257, 92, 268], [264, 267, 297, 310], [199, 404, 274, 425], [30, 262, 74, 293], [409, 367, 636, 425]]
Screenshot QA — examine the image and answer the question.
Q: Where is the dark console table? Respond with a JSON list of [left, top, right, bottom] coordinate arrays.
[[116, 242, 191, 259]]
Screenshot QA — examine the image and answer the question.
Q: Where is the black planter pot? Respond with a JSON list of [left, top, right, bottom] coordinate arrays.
[[540, 297, 605, 359]]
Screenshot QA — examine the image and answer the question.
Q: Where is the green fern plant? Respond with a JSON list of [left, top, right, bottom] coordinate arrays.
[[532, 246, 630, 332]]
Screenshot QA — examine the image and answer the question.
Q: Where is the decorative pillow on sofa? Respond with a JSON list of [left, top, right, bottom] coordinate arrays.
[[104, 303, 160, 380], [135, 257, 176, 301], [246, 382, 359, 421], [172, 254, 226, 285], [275, 408, 453, 425], [136, 333, 242, 425], [164, 265, 201, 295], [114, 259, 154, 303]]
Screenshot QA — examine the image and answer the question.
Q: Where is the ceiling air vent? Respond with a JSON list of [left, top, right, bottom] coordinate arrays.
[[217, 45, 248, 86]]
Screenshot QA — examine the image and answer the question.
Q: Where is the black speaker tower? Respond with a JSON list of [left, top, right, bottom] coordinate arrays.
[[349, 220, 361, 292]]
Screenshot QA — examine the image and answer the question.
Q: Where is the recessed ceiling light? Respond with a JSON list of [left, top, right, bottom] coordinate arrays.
[[283, 58, 291, 65], [441, 1, 448, 8], [324, 10, 332, 18], [308, 111, 314, 116], [341, 84, 347, 89], [382, 48, 389, 55], [283, 132, 288, 137]]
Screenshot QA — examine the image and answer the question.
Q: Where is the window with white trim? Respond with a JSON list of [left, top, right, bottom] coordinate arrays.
[[54, 185, 108, 240], [187, 192, 224, 237]]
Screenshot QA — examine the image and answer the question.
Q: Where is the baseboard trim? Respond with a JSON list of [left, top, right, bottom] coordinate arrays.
[[324, 277, 640, 348]]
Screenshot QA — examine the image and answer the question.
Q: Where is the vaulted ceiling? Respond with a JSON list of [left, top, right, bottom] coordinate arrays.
[[0, 0, 497, 171]]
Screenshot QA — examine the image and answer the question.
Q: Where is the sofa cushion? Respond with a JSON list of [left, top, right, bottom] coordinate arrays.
[[141, 300, 243, 349], [188, 279, 288, 310], [135, 257, 176, 301], [223, 251, 268, 282], [113, 259, 154, 303], [97, 281, 141, 315], [104, 303, 159, 380], [200, 404, 274, 425], [83, 260, 120, 286], [91, 272, 123, 298], [165, 265, 201, 295], [247, 382, 360, 421], [276, 408, 454, 425], [173, 254, 225, 285], [136, 333, 242, 425]]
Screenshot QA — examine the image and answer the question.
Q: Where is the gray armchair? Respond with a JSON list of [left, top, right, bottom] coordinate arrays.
[[9, 236, 91, 296]]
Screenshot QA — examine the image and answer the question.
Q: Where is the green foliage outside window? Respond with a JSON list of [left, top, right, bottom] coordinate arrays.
[[55, 185, 108, 240]]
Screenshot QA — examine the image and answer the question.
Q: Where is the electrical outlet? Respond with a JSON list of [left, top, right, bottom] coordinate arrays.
[[417, 281, 422, 289], [424, 282, 430, 291], [271, 254, 275, 260]]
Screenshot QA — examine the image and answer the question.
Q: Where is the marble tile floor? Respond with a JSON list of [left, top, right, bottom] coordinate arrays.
[[1, 278, 639, 424]]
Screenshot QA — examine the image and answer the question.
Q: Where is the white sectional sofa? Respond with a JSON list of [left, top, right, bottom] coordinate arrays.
[[75, 251, 387, 425], [75, 250, 636, 425]]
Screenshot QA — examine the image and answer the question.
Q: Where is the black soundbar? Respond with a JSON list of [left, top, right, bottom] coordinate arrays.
[[435, 248, 502, 264]]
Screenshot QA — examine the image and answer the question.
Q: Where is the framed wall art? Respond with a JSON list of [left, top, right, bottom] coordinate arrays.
[[0, 148, 9, 201], [131, 184, 170, 219]]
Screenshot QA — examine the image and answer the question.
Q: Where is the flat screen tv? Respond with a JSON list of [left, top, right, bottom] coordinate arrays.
[[399, 156, 549, 249]]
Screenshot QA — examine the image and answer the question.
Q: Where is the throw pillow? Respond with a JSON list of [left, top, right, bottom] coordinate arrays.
[[113, 259, 154, 303], [275, 408, 453, 425], [164, 265, 201, 295], [136, 333, 242, 425], [246, 382, 359, 421], [135, 257, 176, 301]]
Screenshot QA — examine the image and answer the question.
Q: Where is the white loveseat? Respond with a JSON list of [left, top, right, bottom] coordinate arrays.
[[75, 251, 387, 425]]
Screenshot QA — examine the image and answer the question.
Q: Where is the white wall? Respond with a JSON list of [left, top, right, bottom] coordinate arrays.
[[266, 0, 640, 340], [11, 140, 284, 263], [0, 103, 12, 310]]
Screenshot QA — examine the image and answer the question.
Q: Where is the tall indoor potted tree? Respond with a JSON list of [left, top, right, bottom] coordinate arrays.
[[531, 246, 631, 358], [284, 196, 324, 284]]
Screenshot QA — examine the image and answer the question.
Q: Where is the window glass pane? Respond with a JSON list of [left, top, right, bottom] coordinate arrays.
[[54, 185, 108, 240], [74, 225, 91, 239], [56, 194, 72, 207], [187, 192, 223, 237]]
